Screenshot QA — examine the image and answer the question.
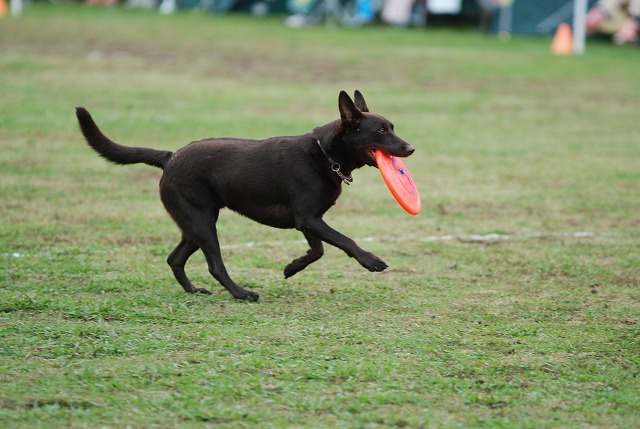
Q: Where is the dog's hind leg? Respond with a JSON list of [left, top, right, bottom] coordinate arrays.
[[178, 208, 259, 301], [162, 190, 259, 301], [197, 226, 260, 302], [167, 238, 211, 295], [284, 231, 324, 278]]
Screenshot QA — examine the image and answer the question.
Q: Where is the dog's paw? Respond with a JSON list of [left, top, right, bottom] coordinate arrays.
[[284, 263, 302, 279], [360, 252, 388, 272], [234, 290, 260, 302], [193, 287, 212, 295]]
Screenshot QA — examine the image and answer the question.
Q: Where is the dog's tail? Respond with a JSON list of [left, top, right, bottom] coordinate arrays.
[[75, 107, 172, 170]]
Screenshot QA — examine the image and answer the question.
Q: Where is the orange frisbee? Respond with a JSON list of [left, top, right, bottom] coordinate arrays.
[[375, 150, 421, 215]]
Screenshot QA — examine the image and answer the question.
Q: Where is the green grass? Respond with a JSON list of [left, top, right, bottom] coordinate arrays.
[[1, 4, 639, 428]]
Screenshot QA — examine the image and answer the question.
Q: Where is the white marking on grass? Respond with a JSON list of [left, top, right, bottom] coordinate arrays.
[[217, 231, 618, 250], [2, 231, 626, 258]]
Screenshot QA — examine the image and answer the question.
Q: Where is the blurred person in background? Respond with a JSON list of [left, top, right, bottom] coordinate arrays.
[[86, 0, 118, 5], [586, 0, 640, 45]]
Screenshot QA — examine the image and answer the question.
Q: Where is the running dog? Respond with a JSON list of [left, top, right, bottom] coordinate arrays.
[[76, 91, 415, 301]]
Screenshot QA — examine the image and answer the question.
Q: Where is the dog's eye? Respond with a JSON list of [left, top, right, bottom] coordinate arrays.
[[378, 127, 387, 134]]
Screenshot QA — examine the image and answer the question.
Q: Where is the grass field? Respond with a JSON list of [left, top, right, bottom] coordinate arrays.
[[1, 4, 639, 428]]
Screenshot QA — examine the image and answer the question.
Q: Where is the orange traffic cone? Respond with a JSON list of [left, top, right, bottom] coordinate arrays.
[[551, 23, 574, 56], [0, 0, 8, 18]]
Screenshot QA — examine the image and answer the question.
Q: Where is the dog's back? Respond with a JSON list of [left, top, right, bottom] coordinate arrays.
[[160, 135, 338, 229]]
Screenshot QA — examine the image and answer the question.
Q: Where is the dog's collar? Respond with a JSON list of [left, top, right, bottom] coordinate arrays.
[[315, 139, 353, 185]]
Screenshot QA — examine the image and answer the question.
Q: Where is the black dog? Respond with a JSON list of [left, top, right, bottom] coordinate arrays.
[[76, 91, 415, 301]]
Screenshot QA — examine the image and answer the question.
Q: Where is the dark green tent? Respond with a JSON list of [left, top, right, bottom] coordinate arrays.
[[493, 0, 598, 36]]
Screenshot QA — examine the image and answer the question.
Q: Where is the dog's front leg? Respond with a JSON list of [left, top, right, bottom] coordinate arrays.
[[284, 231, 324, 278], [297, 218, 388, 273]]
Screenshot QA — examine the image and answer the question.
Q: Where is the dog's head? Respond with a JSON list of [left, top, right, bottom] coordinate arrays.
[[338, 90, 415, 168]]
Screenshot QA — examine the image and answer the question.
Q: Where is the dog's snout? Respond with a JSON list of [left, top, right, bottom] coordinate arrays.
[[405, 144, 415, 156]]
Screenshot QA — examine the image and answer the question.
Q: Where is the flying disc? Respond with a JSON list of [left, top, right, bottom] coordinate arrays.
[[375, 150, 421, 215]]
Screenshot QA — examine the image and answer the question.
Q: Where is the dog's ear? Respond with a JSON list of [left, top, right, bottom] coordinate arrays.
[[338, 90, 362, 127], [353, 90, 369, 112]]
